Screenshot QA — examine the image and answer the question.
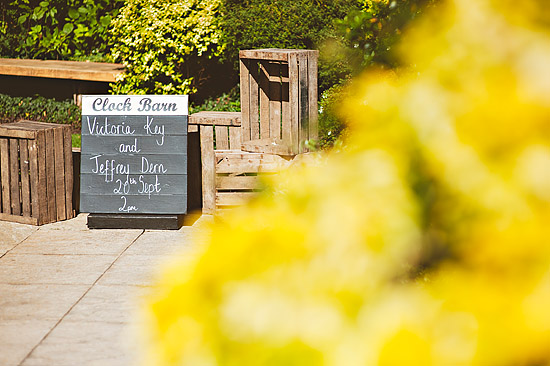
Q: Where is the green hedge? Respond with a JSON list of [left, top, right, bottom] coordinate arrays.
[[0, 0, 123, 61], [110, 0, 225, 96], [220, 0, 359, 93], [0, 94, 81, 129]]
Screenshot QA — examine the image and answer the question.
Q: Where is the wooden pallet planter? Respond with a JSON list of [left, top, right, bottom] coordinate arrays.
[[0, 121, 73, 225]]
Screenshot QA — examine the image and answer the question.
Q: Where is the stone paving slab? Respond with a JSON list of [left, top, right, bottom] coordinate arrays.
[[0, 284, 89, 321], [63, 284, 150, 324], [0, 212, 211, 366], [20, 321, 138, 366], [0, 253, 117, 285], [97, 254, 173, 287], [10, 230, 142, 256], [0, 319, 56, 366], [0, 221, 38, 257]]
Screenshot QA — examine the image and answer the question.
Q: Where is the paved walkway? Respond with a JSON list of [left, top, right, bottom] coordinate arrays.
[[0, 213, 213, 366]]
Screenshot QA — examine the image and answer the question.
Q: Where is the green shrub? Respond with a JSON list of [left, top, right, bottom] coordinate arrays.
[[0, 94, 81, 129], [220, 0, 359, 94], [110, 0, 225, 95], [189, 87, 241, 114], [334, 0, 437, 72], [318, 84, 348, 149], [0, 0, 123, 60]]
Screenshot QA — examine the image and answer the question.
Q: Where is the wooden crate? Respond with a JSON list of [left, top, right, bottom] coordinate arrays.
[[0, 121, 73, 225], [239, 49, 318, 155], [189, 111, 242, 213], [190, 49, 319, 214], [189, 112, 293, 214], [214, 151, 290, 209]]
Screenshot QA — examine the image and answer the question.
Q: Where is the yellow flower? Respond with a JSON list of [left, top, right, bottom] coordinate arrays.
[[141, 0, 550, 364]]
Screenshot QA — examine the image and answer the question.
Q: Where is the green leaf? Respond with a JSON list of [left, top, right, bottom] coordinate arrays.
[[100, 15, 111, 27], [63, 23, 74, 35], [17, 14, 28, 24], [68, 8, 79, 19]]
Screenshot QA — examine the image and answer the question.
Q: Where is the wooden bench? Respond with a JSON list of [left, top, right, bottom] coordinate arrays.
[[0, 59, 125, 103], [0, 59, 124, 82]]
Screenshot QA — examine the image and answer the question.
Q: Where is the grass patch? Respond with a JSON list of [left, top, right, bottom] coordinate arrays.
[[72, 133, 81, 148]]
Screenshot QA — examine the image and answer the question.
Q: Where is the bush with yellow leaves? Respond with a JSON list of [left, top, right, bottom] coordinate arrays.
[[141, 0, 550, 364]]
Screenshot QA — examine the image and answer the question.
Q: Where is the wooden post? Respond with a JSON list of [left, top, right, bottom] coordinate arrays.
[[9, 139, 20, 216], [215, 126, 229, 150], [259, 61, 270, 139], [239, 59, 251, 142], [288, 53, 300, 155], [268, 62, 282, 140], [0, 138, 11, 214], [20, 139, 31, 217], [307, 51, 319, 143], [200, 125, 215, 214], [63, 126, 74, 219]]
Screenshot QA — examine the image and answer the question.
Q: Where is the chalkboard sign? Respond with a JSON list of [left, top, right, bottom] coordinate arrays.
[[80, 95, 188, 214]]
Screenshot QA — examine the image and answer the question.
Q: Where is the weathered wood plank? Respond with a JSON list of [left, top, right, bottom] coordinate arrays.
[[45, 128, 56, 224], [80, 194, 187, 214], [259, 61, 271, 139], [80, 135, 187, 155], [228, 127, 241, 150], [281, 65, 291, 148], [188, 111, 241, 126], [63, 127, 74, 219], [239, 49, 294, 62], [9, 138, 21, 216], [215, 126, 229, 150], [288, 53, 300, 155], [240, 59, 251, 142], [249, 60, 260, 141], [298, 52, 309, 153], [0, 138, 11, 214], [269, 62, 282, 140], [36, 131, 48, 224], [308, 51, 319, 142], [80, 174, 187, 195], [0, 58, 124, 82], [80, 153, 188, 174], [54, 127, 66, 221], [215, 153, 290, 174], [0, 127, 36, 139], [214, 151, 291, 161], [200, 125, 216, 214], [29, 139, 39, 220], [0, 213, 38, 225], [216, 176, 260, 190], [19, 139, 31, 217], [241, 138, 293, 156], [216, 192, 257, 207], [81, 115, 188, 136]]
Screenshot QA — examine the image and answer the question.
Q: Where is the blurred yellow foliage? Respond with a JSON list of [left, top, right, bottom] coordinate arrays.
[[142, 0, 550, 364]]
